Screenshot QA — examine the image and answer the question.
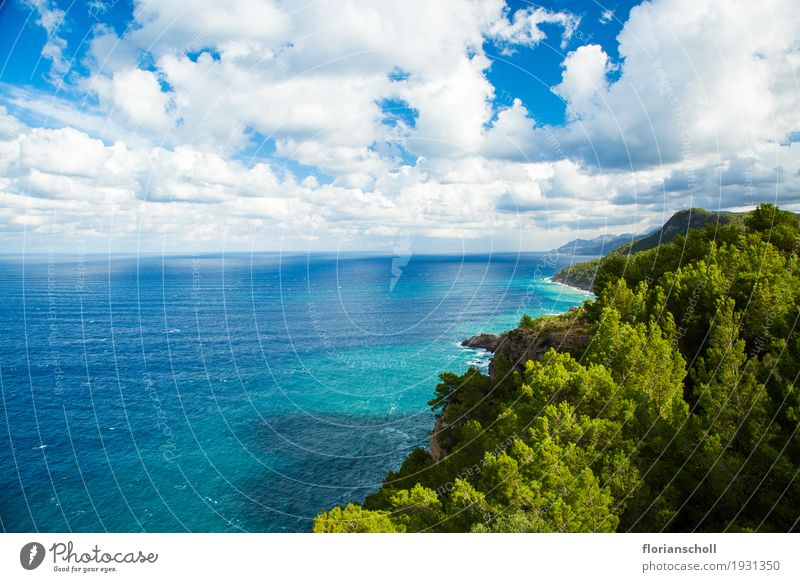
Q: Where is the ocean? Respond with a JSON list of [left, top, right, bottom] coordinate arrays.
[[0, 252, 592, 532]]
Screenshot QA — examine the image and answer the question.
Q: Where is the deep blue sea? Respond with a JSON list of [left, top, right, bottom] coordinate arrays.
[[0, 252, 592, 532]]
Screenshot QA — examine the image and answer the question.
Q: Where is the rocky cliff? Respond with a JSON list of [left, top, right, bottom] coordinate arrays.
[[461, 314, 590, 378], [429, 417, 446, 462], [460, 333, 502, 351], [431, 313, 591, 460]]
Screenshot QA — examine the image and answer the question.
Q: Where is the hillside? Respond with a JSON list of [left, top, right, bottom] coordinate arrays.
[[551, 257, 601, 291], [314, 203, 800, 533], [553, 208, 745, 291], [619, 208, 742, 253]]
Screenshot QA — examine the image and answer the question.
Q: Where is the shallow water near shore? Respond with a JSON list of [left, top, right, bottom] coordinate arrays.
[[0, 252, 592, 532]]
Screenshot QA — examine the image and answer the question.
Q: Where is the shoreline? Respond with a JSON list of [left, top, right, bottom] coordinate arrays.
[[541, 275, 595, 295], [547, 272, 595, 293], [458, 276, 594, 373]]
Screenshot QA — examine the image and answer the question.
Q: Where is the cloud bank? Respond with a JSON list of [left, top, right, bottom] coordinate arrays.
[[1, 0, 799, 252]]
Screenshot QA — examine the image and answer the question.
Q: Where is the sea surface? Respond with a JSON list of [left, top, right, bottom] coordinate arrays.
[[0, 252, 592, 532]]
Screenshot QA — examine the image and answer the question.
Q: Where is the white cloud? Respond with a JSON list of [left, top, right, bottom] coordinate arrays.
[[19, 127, 113, 178], [553, 44, 615, 120], [129, 0, 291, 59], [480, 98, 538, 161], [77, 0, 581, 164], [475, 0, 800, 226], [550, 0, 800, 168], [22, 0, 70, 84], [106, 69, 174, 133], [0, 106, 25, 138], [487, 5, 581, 52], [399, 53, 496, 158], [2, 0, 800, 252]]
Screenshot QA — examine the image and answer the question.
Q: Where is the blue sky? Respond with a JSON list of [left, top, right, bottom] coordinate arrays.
[[0, 1, 639, 126], [0, 0, 798, 252]]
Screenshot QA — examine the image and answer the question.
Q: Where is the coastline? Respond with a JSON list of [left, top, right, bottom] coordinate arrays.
[[548, 263, 597, 292], [542, 275, 595, 294], [440, 283, 594, 461]]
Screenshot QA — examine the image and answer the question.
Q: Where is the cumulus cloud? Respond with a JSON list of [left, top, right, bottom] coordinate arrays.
[[0, 106, 25, 138], [1, 0, 799, 252], [553, 44, 615, 120], [550, 0, 800, 168], [76, 0, 583, 162], [486, 5, 581, 52], [106, 69, 175, 133], [480, 0, 800, 224], [22, 0, 70, 84]]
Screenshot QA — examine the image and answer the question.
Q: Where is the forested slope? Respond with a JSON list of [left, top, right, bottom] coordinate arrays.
[[315, 204, 800, 532]]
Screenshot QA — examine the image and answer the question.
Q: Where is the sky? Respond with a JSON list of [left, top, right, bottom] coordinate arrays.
[[0, 0, 798, 253]]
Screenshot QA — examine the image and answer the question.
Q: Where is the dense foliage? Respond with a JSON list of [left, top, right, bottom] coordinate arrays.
[[620, 207, 742, 254], [552, 257, 600, 291], [553, 208, 744, 291], [315, 204, 800, 532]]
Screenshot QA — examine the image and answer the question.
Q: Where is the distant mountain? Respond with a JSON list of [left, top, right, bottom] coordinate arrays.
[[552, 233, 636, 256]]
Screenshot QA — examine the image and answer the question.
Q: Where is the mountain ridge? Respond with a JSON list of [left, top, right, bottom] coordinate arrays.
[[552, 208, 748, 290]]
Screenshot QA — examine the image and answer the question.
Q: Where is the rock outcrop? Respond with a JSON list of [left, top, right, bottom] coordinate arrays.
[[460, 333, 503, 352], [461, 313, 591, 379], [429, 417, 446, 462], [433, 314, 590, 461], [490, 326, 589, 375]]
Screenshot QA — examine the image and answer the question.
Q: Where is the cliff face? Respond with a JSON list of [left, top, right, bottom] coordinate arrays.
[[491, 327, 585, 373], [431, 315, 591, 461], [463, 316, 590, 377], [429, 417, 446, 462], [460, 333, 502, 351]]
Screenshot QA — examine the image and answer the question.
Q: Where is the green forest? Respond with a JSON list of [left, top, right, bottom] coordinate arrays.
[[315, 204, 800, 532]]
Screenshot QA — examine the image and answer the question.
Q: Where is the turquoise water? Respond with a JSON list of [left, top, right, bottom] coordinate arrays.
[[0, 252, 592, 532]]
